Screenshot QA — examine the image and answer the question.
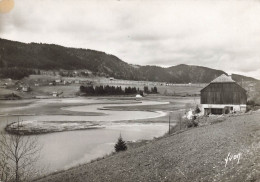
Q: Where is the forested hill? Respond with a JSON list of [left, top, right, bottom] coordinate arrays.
[[0, 38, 258, 83]]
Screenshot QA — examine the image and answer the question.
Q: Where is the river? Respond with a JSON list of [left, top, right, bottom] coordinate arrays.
[[0, 97, 190, 174]]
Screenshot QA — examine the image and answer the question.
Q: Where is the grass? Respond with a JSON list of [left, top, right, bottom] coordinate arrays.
[[1, 75, 206, 99], [34, 112, 260, 182]]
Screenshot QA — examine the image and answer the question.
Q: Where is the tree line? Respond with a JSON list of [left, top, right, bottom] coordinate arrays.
[[0, 67, 37, 80], [80, 85, 158, 95]]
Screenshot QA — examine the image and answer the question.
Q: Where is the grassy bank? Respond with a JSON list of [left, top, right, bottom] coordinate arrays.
[[35, 112, 260, 182]]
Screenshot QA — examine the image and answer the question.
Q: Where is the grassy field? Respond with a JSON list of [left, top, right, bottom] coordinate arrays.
[[0, 74, 205, 99], [35, 112, 260, 182]]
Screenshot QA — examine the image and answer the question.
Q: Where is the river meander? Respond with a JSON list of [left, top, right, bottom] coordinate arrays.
[[0, 97, 175, 173]]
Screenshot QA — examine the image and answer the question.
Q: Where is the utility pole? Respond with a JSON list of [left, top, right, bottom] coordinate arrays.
[[168, 113, 171, 135], [180, 114, 182, 130]]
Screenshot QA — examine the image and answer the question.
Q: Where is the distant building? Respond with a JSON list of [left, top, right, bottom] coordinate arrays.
[[136, 94, 142, 98], [52, 91, 63, 97], [200, 74, 247, 115], [55, 79, 62, 83], [22, 86, 30, 92], [52, 92, 58, 97]]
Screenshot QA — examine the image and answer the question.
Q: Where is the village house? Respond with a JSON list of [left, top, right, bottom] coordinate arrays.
[[55, 79, 62, 84], [22, 86, 30, 92], [52, 92, 58, 97], [200, 74, 247, 115]]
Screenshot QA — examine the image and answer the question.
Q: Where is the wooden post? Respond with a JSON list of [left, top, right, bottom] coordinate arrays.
[[168, 113, 171, 135], [179, 114, 181, 130]]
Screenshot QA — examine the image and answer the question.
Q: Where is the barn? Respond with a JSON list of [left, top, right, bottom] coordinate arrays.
[[200, 74, 247, 115]]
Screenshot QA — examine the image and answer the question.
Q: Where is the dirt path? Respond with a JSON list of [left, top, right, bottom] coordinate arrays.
[[35, 113, 260, 182]]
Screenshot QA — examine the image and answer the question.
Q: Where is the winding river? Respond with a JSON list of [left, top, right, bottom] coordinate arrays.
[[0, 97, 171, 174]]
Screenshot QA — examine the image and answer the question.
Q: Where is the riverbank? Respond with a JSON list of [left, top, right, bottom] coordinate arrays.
[[35, 112, 260, 182], [5, 121, 104, 135]]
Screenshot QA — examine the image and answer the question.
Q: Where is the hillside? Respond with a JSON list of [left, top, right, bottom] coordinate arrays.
[[0, 38, 258, 83], [35, 113, 260, 182]]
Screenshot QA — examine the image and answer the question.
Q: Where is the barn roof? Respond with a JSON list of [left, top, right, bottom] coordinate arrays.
[[211, 74, 235, 83], [201, 74, 246, 93]]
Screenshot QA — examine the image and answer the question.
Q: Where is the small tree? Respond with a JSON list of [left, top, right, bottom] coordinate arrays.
[[139, 90, 144, 96], [114, 134, 127, 152], [247, 100, 255, 107], [153, 87, 158, 93], [144, 86, 149, 94], [195, 105, 201, 114]]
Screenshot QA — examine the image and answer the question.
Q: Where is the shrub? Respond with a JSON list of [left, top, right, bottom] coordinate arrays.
[[246, 99, 257, 112], [114, 135, 127, 152], [247, 100, 255, 107], [186, 116, 198, 128], [246, 105, 253, 113], [195, 105, 201, 114]]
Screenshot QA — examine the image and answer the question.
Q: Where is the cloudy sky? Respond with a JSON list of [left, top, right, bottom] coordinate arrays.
[[1, 0, 260, 79]]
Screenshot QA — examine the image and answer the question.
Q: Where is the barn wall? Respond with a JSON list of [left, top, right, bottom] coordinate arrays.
[[201, 83, 247, 105], [201, 104, 247, 115]]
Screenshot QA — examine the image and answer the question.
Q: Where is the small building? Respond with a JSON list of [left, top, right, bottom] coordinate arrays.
[[52, 92, 58, 97], [52, 91, 63, 97], [22, 86, 30, 92], [200, 74, 247, 115], [55, 79, 62, 84], [135, 94, 142, 98]]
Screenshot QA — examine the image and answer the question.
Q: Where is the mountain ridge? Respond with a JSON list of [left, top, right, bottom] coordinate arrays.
[[0, 38, 258, 83]]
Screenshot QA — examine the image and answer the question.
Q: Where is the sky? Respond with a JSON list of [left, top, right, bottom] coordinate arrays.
[[0, 0, 260, 79]]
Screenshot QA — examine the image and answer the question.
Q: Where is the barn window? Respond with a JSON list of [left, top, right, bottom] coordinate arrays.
[[211, 108, 223, 115]]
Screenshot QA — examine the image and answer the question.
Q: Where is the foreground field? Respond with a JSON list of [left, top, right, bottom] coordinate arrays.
[[35, 112, 260, 182]]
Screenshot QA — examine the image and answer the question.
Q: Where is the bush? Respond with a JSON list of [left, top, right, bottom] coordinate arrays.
[[186, 116, 198, 128], [4, 93, 21, 100], [195, 105, 201, 114], [114, 135, 127, 152], [246, 99, 257, 112], [246, 105, 253, 113], [247, 100, 255, 106]]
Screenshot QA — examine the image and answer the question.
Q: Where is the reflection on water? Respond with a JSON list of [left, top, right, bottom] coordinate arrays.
[[0, 117, 169, 173], [38, 123, 169, 172]]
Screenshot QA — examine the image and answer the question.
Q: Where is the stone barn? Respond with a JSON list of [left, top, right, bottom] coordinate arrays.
[[200, 74, 247, 115]]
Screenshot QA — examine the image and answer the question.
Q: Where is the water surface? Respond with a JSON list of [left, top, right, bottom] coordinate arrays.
[[0, 98, 170, 173]]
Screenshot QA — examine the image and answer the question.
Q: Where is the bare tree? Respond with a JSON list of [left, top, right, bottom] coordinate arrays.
[[0, 121, 41, 182], [0, 143, 11, 182]]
